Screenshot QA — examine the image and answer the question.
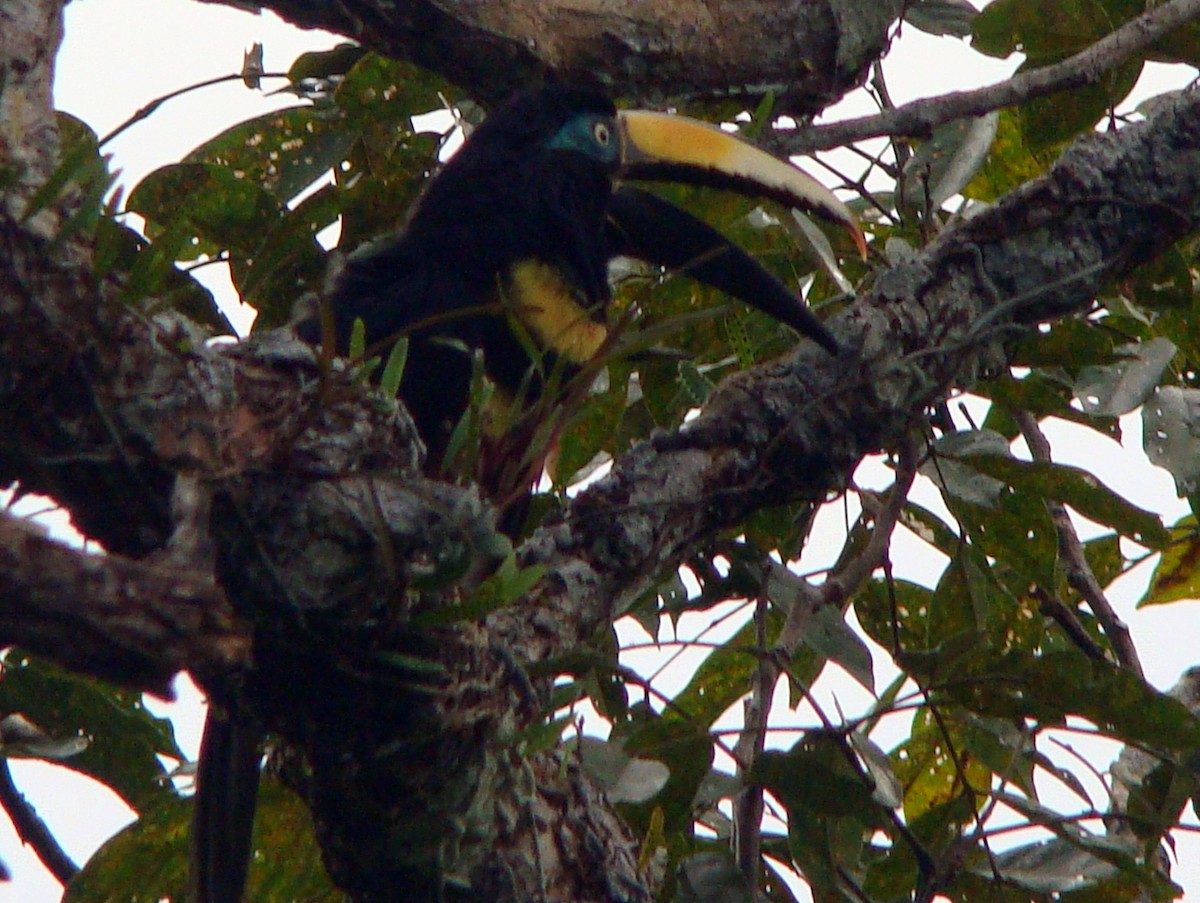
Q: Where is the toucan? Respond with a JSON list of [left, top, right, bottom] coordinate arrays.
[[299, 87, 862, 471], [189, 86, 863, 903]]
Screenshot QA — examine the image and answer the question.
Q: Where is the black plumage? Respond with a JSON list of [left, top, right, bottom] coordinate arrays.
[[300, 90, 619, 459], [298, 87, 856, 468]]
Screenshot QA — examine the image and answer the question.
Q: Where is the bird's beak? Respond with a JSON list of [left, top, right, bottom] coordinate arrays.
[[617, 110, 866, 259]]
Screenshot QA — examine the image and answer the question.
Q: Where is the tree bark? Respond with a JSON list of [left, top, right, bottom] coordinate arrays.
[[4, 0, 1200, 900], [215, 0, 900, 109]]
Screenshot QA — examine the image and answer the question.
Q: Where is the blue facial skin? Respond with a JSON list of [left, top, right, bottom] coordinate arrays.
[[546, 114, 620, 166]]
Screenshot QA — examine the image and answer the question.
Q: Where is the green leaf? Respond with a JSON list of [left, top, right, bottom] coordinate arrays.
[[348, 316, 367, 361], [753, 738, 876, 819], [901, 111, 998, 212], [973, 0, 1143, 60], [127, 158, 330, 325], [1143, 516, 1200, 606], [950, 484, 1060, 596], [964, 108, 1061, 201], [667, 602, 783, 727], [94, 218, 234, 334], [853, 578, 935, 655], [185, 105, 356, 203], [332, 131, 440, 249], [943, 650, 1200, 752], [1008, 315, 1122, 372], [897, 501, 961, 556], [893, 708, 989, 826], [1121, 246, 1195, 312], [1144, 387, 1200, 496], [0, 654, 179, 812], [677, 359, 716, 407], [849, 731, 902, 809], [800, 604, 874, 693], [127, 162, 280, 257], [65, 775, 338, 903], [1149, 22, 1200, 66], [978, 369, 1112, 434], [905, 0, 980, 37], [575, 736, 670, 804], [1082, 533, 1127, 593], [1075, 337, 1177, 418], [1017, 58, 1142, 151], [964, 455, 1170, 549], [378, 336, 409, 398], [480, 553, 547, 610], [418, 554, 546, 624], [333, 54, 456, 129], [921, 429, 1011, 508], [784, 806, 843, 894], [235, 184, 340, 327], [956, 712, 1039, 797], [64, 788, 190, 903], [972, 0, 1144, 149], [615, 708, 713, 832]]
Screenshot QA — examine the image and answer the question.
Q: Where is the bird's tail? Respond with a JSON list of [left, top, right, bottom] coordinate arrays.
[[188, 711, 263, 903]]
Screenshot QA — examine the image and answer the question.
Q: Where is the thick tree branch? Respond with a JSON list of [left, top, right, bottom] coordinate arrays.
[[209, 0, 901, 110], [0, 510, 247, 696], [489, 87, 1200, 664]]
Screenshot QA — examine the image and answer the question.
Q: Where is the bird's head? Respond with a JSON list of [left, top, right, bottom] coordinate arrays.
[[545, 108, 621, 166], [467, 87, 864, 255]]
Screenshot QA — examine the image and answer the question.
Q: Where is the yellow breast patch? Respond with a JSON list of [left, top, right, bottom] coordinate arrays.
[[504, 260, 609, 364]]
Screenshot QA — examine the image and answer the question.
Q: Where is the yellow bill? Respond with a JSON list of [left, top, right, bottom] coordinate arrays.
[[618, 110, 866, 259]]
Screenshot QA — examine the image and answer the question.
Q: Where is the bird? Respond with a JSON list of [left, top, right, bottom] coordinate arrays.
[[189, 86, 864, 903], [297, 87, 863, 475]]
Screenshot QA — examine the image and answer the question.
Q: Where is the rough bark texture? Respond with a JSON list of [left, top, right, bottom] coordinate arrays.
[[5, 0, 1200, 901], [213, 0, 900, 110], [0, 512, 246, 697]]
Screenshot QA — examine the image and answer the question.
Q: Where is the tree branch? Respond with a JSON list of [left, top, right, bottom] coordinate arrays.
[[0, 510, 247, 697], [1014, 409, 1144, 675], [207, 0, 902, 110], [0, 758, 77, 885], [777, 0, 1200, 154], [490, 86, 1200, 666]]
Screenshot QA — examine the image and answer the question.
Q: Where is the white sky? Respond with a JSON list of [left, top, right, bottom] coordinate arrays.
[[3, 1, 1199, 901]]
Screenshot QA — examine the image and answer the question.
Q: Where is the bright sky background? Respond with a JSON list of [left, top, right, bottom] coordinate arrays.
[[3, 1, 1199, 901]]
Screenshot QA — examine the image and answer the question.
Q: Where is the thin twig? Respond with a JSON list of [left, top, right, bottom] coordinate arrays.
[[811, 437, 919, 620], [731, 592, 771, 893], [1032, 586, 1111, 662], [0, 759, 78, 885], [1013, 409, 1144, 676], [99, 71, 291, 148]]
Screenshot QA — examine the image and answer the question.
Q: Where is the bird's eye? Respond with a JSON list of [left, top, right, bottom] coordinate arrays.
[[593, 121, 611, 145]]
